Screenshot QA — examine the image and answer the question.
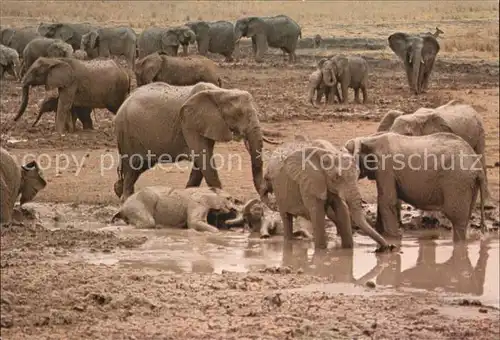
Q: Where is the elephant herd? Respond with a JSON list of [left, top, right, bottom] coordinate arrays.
[[0, 15, 494, 253]]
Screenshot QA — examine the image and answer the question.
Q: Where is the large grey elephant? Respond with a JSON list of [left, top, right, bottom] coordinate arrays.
[[111, 186, 241, 232], [377, 101, 495, 208], [0, 147, 47, 226], [322, 55, 369, 104], [261, 141, 393, 251], [134, 52, 221, 87], [81, 27, 137, 67], [0, 26, 40, 55], [37, 22, 96, 51], [0, 44, 21, 80], [185, 20, 238, 62], [388, 32, 440, 94], [113, 82, 280, 202], [344, 132, 487, 241], [234, 14, 302, 63], [15, 57, 130, 134], [137, 26, 196, 59], [20, 37, 73, 76]]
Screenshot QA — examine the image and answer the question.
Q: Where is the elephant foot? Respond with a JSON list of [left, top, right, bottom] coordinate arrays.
[[292, 230, 312, 240], [374, 244, 397, 253]]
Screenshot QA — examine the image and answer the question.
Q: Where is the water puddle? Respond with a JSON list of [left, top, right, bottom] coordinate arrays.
[[21, 202, 500, 308]]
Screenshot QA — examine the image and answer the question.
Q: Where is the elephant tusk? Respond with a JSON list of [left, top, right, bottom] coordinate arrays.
[[263, 136, 282, 145]]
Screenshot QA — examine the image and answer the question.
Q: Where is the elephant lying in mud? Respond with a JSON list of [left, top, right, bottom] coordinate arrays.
[[0, 147, 47, 226], [111, 186, 241, 232], [260, 137, 394, 251], [344, 132, 487, 241], [15, 57, 130, 134], [33, 96, 94, 130], [377, 100, 495, 209], [226, 198, 313, 239], [113, 82, 281, 202], [134, 52, 222, 87]]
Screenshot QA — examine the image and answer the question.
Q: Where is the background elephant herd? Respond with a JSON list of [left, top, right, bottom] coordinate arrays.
[[0, 13, 495, 253]]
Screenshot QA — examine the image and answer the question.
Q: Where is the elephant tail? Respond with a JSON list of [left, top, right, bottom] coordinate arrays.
[[476, 172, 487, 234]]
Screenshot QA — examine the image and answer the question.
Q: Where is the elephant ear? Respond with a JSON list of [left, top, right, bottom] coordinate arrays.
[[422, 113, 453, 134], [180, 90, 233, 142], [422, 35, 440, 59], [46, 60, 75, 90], [377, 110, 404, 132], [247, 18, 265, 37], [139, 53, 162, 83], [89, 31, 99, 49], [282, 147, 332, 201], [2, 29, 15, 46], [388, 32, 410, 61]]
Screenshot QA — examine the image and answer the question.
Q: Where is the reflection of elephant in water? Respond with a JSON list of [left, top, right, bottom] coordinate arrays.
[[0, 147, 47, 226], [15, 57, 130, 134], [344, 132, 487, 241], [80, 27, 137, 68], [111, 186, 242, 232], [137, 26, 196, 58], [376, 240, 490, 296], [113, 82, 281, 202], [377, 101, 495, 209], [185, 20, 238, 62], [37, 22, 96, 51], [261, 140, 393, 251], [0, 26, 40, 55], [388, 32, 440, 94], [234, 15, 302, 63]]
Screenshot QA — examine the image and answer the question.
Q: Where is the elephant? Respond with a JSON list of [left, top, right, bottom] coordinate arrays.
[[32, 95, 94, 130], [134, 52, 222, 87], [344, 132, 487, 241], [234, 14, 302, 63], [225, 198, 313, 239], [388, 32, 440, 94], [377, 100, 495, 208], [20, 37, 73, 76], [15, 57, 130, 134], [72, 49, 88, 60], [185, 20, 238, 62], [80, 27, 137, 68], [111, 186, 241, 232], [137, 26, 196, 59], [307, 58, 341, 107], [313, 34, 322, 48], [0, 147, 47, 226], [0, 44, 21, 80], [37, 22, 96, 51], [113, 81, 281, 202], [261, 142, 393, 251], [322, 55, 369, 104], [0, 26, 40, 55]]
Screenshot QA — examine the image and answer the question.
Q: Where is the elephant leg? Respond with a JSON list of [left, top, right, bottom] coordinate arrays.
[[354, 88, 361, 104], [190, 139, 222, 189], [187, 208, 219, 233], [304, 196, 327, 249], [375, 176, 401, 238], [185, 167, 204, 187], [251, 37, 257, 58], [340, 81, 349, 104], [182, 44, 188, 56], [333, 85, 342, 103], [361, 83, 368, 104], [404, 65, 414, 92], [255, 34, 267, 63], [329, 197, 353, 248], [280, 211, 294, 241], [119, 160, 148, 202], [326, 87, 336, 105], [315, 87, 324, 106], [76, 107, 94, 130], [56, 86, 77, 134]]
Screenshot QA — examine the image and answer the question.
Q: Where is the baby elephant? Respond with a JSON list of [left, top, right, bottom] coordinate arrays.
[[307, 58, 341, 108], [111, 186, 242, 232], [323, 55, 369, 104], [134, 52, 222, 87], [0, 44, 21, 80], [226, 198, 312, 239], [33, 96, 94, 129], [0, 147, 47, 226]]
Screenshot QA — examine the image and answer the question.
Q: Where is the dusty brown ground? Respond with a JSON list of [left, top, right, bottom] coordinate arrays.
[[1, 2, 500, 339]]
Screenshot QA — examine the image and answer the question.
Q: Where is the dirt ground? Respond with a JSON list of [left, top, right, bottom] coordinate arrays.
[[1, 6, 500, 339]]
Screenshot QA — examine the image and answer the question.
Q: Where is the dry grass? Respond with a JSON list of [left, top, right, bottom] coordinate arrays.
[[1, 1, 498, 56]]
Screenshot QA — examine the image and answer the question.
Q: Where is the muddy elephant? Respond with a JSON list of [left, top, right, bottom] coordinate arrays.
[[307, 58, 341, 107], [377, 101, 495, 208], [388, 32, 440, 94], [134, 52, 221, 87], [113, 82, 281, 202], [0, 44, 21, 80], [0, 26, 40, 55], [344, 132, 487, 241], [322, 55, 369, 104], [111, 186, 241, 232], [137, 26, 196, 59], [32, 95, 94, 130], [15, 57, 130, 134], [0, 147, 47, 226], [234, 14, 302, 63], [185, 20, 238, 62], [261, 142, 393, 251], [20, 37, 73, 76], [81, 27, 137, 68], [313, 34, 322, 48], [37, 22, 96, 51]]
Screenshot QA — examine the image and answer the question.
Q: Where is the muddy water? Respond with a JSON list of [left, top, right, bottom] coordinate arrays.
[[25, 202, 500, 308]]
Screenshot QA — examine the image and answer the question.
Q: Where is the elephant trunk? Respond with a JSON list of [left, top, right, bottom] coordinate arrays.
[[322, 68, 336, 87], [14, 85, 30, 121], [245, 126, 264, 196], [412, 49, 422, 94]]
